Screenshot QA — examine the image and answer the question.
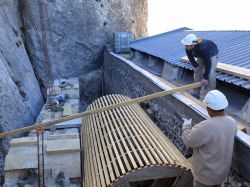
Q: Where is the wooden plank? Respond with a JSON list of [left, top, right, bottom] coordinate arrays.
[[92, 101, 116, 182], [108, 95, 149, 167], [112, 165, 183, 187], [103, 96, 137, 171], [181, 56, 250, 80], [85, 114, 102, 187], [85, 118, 97, 187], [131, 103, 183, 164], [100, 96, 130, 174], [119, 95, 175, 164], [85, 122, 92, 187], [112, 96, 152, 167], [98, 97, 126, 175], [95, 99, 120, 179], [156, 76, 246, 131], [0, 83, 202, 139], [134, 105, 191, 169], [89, 105, 111, 186], [113, 95, 163, 165]]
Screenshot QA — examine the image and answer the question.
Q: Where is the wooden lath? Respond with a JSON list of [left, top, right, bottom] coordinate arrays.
[[82, 94, 192, 187], [0, 83, 202, 139]]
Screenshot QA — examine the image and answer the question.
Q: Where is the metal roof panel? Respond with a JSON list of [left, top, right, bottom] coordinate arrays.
[[129, 29, 250, 89]]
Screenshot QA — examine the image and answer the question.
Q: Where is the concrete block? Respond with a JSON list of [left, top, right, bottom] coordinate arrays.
[[8, 144, 37, 154], [55, 118, 82, 127], [48, 133, 79, 140], [161, 62, 180, 80], [46, 139, 80, 154], [10, 137, 37, 146], [63, 103, 73, 116], [5, 153, 37, 170], [45, 153, 81, 178]]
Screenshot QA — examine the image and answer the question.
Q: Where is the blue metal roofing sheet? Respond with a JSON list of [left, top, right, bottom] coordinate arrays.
[[129, 28, 250, 89]]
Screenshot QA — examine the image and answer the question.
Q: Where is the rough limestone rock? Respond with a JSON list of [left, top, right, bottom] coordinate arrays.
[[0, 0, 43, 175], [22, 0, 148, 87], [0, 0, 147, 181], [79, 69, 102, 111]]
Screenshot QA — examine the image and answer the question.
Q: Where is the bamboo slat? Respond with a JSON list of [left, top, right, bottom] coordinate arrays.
[[82, 94, 192, 187]]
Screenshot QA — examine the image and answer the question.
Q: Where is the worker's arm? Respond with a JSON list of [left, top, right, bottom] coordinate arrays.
[[182, 121, 210, 148], [186, 49, 199, 68], [201, 53, 212, 80]]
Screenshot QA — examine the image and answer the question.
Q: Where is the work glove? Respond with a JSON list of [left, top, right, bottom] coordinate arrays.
[[182, 118, 192, 128]]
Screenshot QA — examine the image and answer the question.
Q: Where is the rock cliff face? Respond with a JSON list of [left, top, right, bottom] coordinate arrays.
[[22, 0, 148, 88], [0, 0, 148, 178], [0, 0, 43, 175]]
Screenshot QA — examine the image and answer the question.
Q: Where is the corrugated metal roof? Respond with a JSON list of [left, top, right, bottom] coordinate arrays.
[[129, 28, 250, 89]]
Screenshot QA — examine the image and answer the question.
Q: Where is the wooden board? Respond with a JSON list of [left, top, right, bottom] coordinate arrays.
[[0, 83, 202, 139], [156, 76, 246, 131], [181, 56, 250, 80]]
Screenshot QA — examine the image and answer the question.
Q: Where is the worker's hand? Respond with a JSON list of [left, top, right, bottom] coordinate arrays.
[[201, 79, 209, 85], [182, 118, 192, 128], [193, 67, 199, 73]]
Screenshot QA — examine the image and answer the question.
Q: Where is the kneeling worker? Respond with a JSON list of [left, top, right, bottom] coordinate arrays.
[[182, 90, 237, 187]]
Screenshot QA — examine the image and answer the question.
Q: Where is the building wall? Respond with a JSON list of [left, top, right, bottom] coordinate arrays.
[[103, 51, 250, 181]]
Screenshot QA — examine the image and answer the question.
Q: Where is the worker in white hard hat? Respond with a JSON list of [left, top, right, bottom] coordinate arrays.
[[181, 34, 219, 99], [181, 90, 237, 187]]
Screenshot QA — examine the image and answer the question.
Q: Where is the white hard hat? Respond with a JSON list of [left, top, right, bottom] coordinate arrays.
[[203, 90, 228, 110], [181, 34, 197, 45]]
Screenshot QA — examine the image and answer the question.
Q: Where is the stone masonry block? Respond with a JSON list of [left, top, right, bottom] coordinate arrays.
[[5, 153, 37, 170], [46, 139, 80, 154], [48, 133, 79, 140], [10, 137, 37, 147]]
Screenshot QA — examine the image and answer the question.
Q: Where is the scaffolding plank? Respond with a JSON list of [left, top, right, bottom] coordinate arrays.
[[181, 56, 250, 80]]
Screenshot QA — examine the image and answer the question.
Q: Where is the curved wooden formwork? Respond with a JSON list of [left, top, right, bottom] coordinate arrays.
[[82, 94, 193, 187]]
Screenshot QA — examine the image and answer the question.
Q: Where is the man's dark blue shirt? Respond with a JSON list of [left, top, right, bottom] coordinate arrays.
[[186, 39, 219, 79]]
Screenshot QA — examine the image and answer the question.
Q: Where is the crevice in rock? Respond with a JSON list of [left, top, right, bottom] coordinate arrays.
[[19, 0, 47, 99]]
